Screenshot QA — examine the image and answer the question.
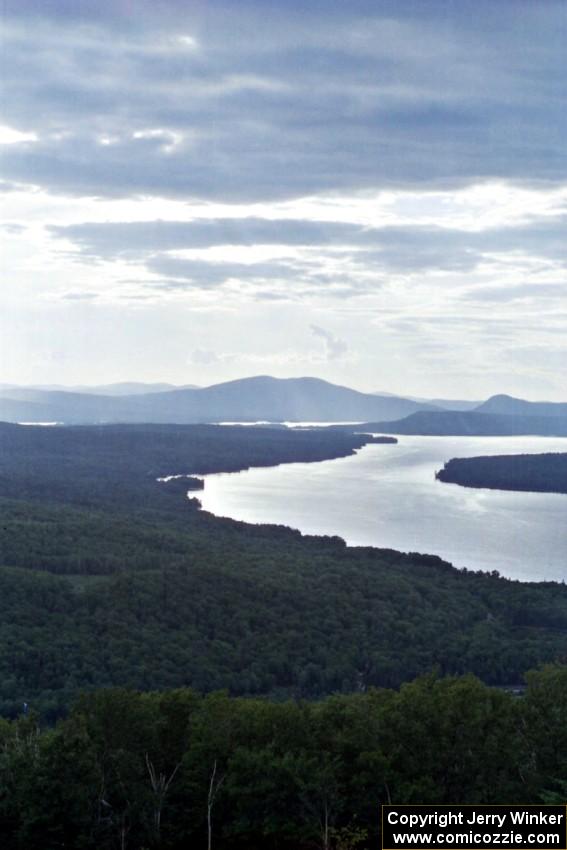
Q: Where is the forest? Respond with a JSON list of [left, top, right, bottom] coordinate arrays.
[[1, 422, 567, 847], [1, 667, 566, 849], [436, 452, 567, 494], [1, 423, 567, 719]]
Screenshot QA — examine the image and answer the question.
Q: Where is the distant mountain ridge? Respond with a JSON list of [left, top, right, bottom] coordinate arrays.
[[0, 376, 435, 425], [373, 391, 481, 411], [475, 394, 567, 418], [356, 410, 567, 437], [1, 380, 565, 428], [0, 381, 197, 396]]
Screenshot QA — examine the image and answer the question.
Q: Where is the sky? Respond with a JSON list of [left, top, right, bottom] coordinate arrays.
[[1, 0, 566, 400]]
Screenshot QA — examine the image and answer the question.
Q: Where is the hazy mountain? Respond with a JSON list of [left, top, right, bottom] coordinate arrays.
[[0, 396, 64, 424], [0, 391, 116, 423], [357, 410, 567, 437], [45, 382, 191, 395], [475, 394, 567, 418], [417, 398, 481, 411], [0, 382, 196, 396], [374, 391, 481, 411], [0, 376, 435, 425]]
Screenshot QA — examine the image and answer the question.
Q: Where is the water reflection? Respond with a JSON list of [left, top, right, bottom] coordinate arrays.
[[199, 435, 567, 582]]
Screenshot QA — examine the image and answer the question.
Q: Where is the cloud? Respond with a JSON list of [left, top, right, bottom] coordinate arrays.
[[47, 215, 567, 292], [0, 180, 28, 193], [60, 291, 99, 301], [190, 348, 219, 365], [145, 255, 298, 289], [463, 282, 567, 303], [47, 218, 363, 258], [310, 324, 348, 360], [0, 125, 38, 145], [1, 2, 566, 203], [2, 1, 566, 399], [1, 222, 27, 234]]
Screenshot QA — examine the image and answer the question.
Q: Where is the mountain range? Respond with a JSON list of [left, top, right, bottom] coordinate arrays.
[[359, 410, 567, 437], [0, 381, 197, 396], [373, 391, 481, 411], [474, 394, 567, 418], [0, 379, 565, 432], [0, 376, 432, 425]]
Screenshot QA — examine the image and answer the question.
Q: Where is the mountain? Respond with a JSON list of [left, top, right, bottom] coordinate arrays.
[[0, 376, 435, 425], [349, 410, 567, 436], [43, 381, 191, 395], [374, 392, 481, 411], [0, 382, 196, 396], [419, 398, 481, 411], [475, 394, 567, 418], [373, 392, 567, 415], [0, 396, 65, 424], [0, 390, 122, 423]]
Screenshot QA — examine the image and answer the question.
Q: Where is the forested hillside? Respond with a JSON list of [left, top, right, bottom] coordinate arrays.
[[1, 423, 567, 721], [0, 422, 371, 510]]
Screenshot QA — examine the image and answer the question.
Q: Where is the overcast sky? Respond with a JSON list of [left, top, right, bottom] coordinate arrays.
[[1, 0, 566, 399]]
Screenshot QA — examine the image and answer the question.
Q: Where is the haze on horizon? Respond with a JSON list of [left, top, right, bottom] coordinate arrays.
[[1, 0, 566, 402]]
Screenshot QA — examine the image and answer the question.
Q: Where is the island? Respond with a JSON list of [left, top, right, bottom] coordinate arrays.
[[436, 452, 567, 494]]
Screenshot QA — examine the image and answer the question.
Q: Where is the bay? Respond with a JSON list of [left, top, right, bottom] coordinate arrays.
[[199, 434, 567, 582]]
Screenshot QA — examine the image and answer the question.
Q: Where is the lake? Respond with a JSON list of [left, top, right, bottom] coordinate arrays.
[[199, 434, 567, 582]]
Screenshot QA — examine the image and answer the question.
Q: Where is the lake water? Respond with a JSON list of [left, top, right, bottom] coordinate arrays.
[[199, 435, 567, 582]]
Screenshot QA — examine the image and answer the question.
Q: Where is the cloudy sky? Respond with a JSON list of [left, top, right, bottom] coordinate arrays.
[[1, 0, 566, 399]]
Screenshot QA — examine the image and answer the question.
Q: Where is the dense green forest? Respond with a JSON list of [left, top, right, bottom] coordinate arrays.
[[0, 422, 371, 511], [436, 452, 567, 494], [1, 422, 567, 846], [1, 667, 566, 849], [1, 423, 567, 722]]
